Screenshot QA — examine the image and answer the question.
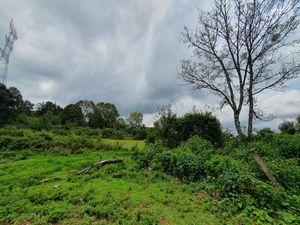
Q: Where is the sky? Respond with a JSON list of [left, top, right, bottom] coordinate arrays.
[[0, 0, 299, 132]]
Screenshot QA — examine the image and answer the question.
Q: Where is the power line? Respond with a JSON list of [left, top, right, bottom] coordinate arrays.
[[0, 25, 147, 100], [0, 26, 96, 77]]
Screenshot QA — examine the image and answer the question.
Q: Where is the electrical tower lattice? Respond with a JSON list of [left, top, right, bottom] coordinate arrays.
[[0, 19, 17, 84]]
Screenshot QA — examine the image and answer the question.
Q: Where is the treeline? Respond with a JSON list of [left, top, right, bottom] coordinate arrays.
[[1, 83, 299, 144], [0, 83, 144, 132], [0, 84, 225, 145]]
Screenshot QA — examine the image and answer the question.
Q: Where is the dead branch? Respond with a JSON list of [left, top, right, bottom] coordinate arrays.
[[40, 177, 63, 183]]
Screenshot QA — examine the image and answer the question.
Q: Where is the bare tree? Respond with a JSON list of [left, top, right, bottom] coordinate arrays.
[[180, 0, 300, 139]]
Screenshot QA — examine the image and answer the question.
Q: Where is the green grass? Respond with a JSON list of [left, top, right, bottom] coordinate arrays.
[[0, 149, 241, 225], [101, 138, 146, 150], [0, 127, 299, 224]]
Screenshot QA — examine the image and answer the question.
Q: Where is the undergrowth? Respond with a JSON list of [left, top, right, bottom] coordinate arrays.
[[1, 127, 299, 224]]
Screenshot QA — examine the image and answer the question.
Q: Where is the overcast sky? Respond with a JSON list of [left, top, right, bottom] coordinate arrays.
[[0, 0, 299, 131]]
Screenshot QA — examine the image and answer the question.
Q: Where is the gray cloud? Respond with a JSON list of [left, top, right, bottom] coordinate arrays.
[[0, 0, 299, 130]]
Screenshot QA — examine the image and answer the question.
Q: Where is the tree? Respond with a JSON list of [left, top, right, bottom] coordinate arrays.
[[77, 100, 95, 124], [279, 121, 296, 134], [116, 117, 128, 129], [178, 112, 223, 147], [18, 100, 34, 115], [153, 105, 179, 148], [8, 87, 23, 112], [295, 115, 300, 133], [36, 101, 62, 116], [61, 103, 84, 126], [153, 105, 223, 147], [0, 83, 13, 125], [256, 127, 274, 139], [89, 102, 119, 128], [180, 0, 300, 139], [127, 111, 143, 128], [0, 84, 33, 125]]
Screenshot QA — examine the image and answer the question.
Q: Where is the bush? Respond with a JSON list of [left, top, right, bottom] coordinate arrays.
[[133, 137, 216, 181], [279, 121, 296, 135], [101, 128, 126, 139], [204, 155, 252, 194], [177, 112, 224, 148], [145, 128, 156, 145], [48, 207, 68, 223], [153, 110, 224, 148], [267, 158, 300, 194], [255, 127, 274, 140], [149, 137, 215, 181], [271, 134, 300, 158], [132, 144, 168, 169], [152, 149, 203, 181], [131, 127, 148, 140], [172, 150, 202, 181], [182, 135, 214, 156]]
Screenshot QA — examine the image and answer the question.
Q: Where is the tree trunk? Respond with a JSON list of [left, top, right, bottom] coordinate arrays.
[[247, 68, 254, 140], [250, 149, 283, 189], [234, 111, 245, 139], [247, 95, 254, 140]]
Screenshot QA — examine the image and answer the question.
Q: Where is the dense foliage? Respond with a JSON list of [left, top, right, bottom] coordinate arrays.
[[134, 135, 300, 224], [153, 105, 223, 148], [278, 116, 300, 135], [1, 83, 300, 224], [0, 123, 299, 224]]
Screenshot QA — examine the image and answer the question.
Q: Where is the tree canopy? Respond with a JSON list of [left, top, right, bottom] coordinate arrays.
[[154, 105, 223, 148], [127, 111, 143, 128], [0, 83, 33, 125], [180, 0, 300, 139]]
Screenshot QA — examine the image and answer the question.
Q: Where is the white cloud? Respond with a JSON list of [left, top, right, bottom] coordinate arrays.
[[257, 90, 300, 117], [143, 113, 157, 127], [143, 89, 300, 130]]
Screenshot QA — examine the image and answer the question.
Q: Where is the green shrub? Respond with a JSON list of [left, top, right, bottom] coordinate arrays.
[[271, 134, 300, 158], [172, 150, 202, 181], [131, 127, 148, 140], [182, 135, 214, 154], [138, 137, 215, 181], [135, 209, 159, 225], [151, 151, 176, 175], [151, 149, 203, 181], [177, 112, 224, 148], [267, 158, 300, 194], [47, 207, 68, 223], [132, 144, 168, 169], [204, 155, 252, 195]]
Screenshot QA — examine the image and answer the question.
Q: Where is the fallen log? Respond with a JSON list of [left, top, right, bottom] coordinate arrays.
[[250, 149, 283, 189], [77, 158, 123, 174], [94, 159, 123, 167], [40, 159, 124, 182]]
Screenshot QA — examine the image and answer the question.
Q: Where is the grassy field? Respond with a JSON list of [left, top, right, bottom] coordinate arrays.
[[0, 149, 247, 225], [1, 127, 299, 224], [101, 139, 146, 150]]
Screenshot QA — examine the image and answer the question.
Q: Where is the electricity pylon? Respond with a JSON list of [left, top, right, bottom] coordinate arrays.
[[0, 19, 17, 84]]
